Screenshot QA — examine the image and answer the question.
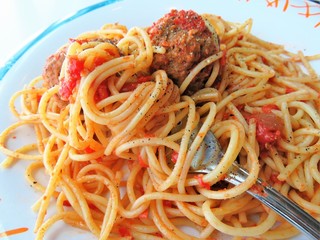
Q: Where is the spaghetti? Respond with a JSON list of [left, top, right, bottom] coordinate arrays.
[[0, 11, 320, 240]]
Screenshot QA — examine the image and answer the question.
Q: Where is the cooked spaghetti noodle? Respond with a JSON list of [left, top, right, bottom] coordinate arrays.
[[0, 12, 319, 240]]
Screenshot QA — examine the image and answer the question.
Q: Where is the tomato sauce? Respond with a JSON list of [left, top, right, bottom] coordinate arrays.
[[148, 9, 206, 39], [118, 226, 133, 239], [138, 209, 149, 219], [59, 53, 117, 101], [138, 154, 149, 168], [270, 173, 285, 185], [244, 112, 282, 145], [194, 174, 211, 190], [261, 104, 279, 113], [250, 184, 267, 197], [171, 151, 179, 163], [120, 75, 152, 92], [94, 82, 110, 102], [59, 56, 84, 101]]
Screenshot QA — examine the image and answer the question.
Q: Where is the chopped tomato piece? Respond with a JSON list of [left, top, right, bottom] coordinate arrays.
[[220, 48, 227, 67], [120, 82, 140, 92], [137, 75, 152, 83], [259, 150, 269, 158], [244, 112, 282, 145], [59, 56, 84, 100], [120, 75, 152, 92], [118, 226, 133, 239], [261, 56, 268, 65], [219, 173, 227, 181], [171, 151, 179, 163], [194, 174, 211, 190], [250, 184, 267, 197], [222, 112, 230, 120], [256, 122, 281, 145], [37, 94, 42, 102], [136, 185, 144, 195], [270, 173, 285, 185], [68, 56, 84, 84], [63, 200, 71, 207], [138, 154, 149, 168], [236, 104, 245, 111], [163, 200, 172, 208], [92, 56, 106, 69], [85, 147, 95, 154], [139, 209, 149, 219], [144, 133, 155, 138], [285, 87, 295, 94], [59, 77, 74, 101], [94, 82, 110, 102], [262, 104, 279, 113]]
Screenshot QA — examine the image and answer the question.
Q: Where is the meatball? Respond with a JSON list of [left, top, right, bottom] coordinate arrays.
[[147, 9, 220, 94], [42, 38, 118, 90], [42, 46, 67, 89], [42, 38, 120, 104], [42, 46, 68, 108]]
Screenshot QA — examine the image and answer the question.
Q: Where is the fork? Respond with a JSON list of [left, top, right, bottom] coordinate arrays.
[[308, 0, 320, 4], [189, 127, 320, 239]]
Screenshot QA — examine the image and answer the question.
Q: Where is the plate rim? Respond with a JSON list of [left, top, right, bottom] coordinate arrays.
[[0, 1, 318, 239], [0, 0, 122, 82]]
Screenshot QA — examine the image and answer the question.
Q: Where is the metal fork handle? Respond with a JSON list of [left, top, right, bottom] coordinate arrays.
[[308, 0, 320, 4], [228, 163, 320, 240]]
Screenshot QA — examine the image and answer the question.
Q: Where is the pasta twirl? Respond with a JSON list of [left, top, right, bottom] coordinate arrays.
[[0, 12, 319, 240]]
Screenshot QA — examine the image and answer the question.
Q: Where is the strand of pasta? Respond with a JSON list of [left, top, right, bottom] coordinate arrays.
[[0, 143, 39, 168], [177, 102, 217, 193], [105, 70, 169, 155], [79, 56, 135, 124], [77, 174, 120, 239], [35, 212, 81, 240], [0, 121, 42, 160], [9, 88, 46, 120], [34, 141, 70, 231], [38, 86, 68, 141], [202, 199, 277, 237], [179, 52, 223, 94], [196, 120, 244, 187]]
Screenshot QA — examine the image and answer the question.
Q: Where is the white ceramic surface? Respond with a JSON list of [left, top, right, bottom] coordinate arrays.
[[0, 0, 319, 239]]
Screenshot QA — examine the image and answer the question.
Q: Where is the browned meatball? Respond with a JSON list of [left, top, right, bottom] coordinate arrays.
[[41, 46, 68, 108], [42, 38, 118, 90], [42, 38, 120, 105], [147, 9, 220, 94], [42, 46, 67, 89]]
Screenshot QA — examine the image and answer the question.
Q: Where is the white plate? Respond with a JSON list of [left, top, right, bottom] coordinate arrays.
[[0, 0, 319, 239]]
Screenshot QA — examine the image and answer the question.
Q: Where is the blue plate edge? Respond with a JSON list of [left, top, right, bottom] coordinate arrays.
[[0, 0, 122, 82]]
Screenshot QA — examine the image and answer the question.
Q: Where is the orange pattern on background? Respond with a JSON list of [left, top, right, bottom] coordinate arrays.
[[241, 0, 320, 28], [0, 227, 28, 238]]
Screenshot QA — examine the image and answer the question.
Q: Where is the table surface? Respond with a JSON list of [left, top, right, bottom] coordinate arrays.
[[0, 0, 102, 66]]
